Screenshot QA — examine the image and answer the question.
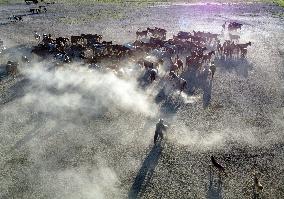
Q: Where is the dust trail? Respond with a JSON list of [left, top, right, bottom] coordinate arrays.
[[20, 63, 158, 117], [0, 61, 159, 199]]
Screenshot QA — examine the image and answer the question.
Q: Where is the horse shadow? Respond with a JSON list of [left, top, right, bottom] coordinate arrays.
[[137, 70, 152, 89], [215, 57, 253, 78], [252, 186, 261, 199], [182, 68, 213, 108], [128, 141, 162, 199], [1, 44, 33, 59], [202, 79, 213, 108], [1, 78, 30, 105], [154, 85, 182, 114], [206, 166, 223, 199]]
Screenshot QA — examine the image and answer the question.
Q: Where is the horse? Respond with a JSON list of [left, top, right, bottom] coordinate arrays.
[[209, 62, 216, 78], [47, 43, 57, 52], [139, 58, 162, 71], [30, 8, 39, 14], [186, 56, 193, 70], [82, 33, 102, 44], [56, 37, 69, 44], [39, 6, 47, 12], [71, 35, 83, 45], [228, 22, 243, 31], [195, 46, 207, 55], [169, 71, 187, 93], [202, 51, 215, 63], [173, 55, 183, 73], [229, 33, 240, 42], [170, 63, 180, 75], [155, 27, 167, 39], [25, 0, 38, 4], [176, 31, 191, 40], [237, 42, 251, 58], [217, 42, 223, 56], [147, 27, 167, 39], [207, 33, 220, 43], [149, 37, 164, 48], [9, 15, 23, 22], [148, 68, 158, 82], [237, 42, 251, 49], [136, 30, 148, 39]]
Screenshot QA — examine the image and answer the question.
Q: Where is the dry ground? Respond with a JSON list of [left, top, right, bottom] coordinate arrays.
[[0, 1, 284, 199]]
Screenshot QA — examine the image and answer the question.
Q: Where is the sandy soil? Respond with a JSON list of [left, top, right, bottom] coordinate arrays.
[[0, 1, 284, 199]]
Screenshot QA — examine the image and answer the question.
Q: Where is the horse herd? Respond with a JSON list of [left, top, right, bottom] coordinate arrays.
[[7, 1, 51, 23], [29, 22, 250, 93], [1, 20, 251, 95]]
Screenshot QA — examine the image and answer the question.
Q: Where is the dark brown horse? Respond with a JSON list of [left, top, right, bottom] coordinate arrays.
[[136, 30, 148, 39], [202, 51, 215, 63], [174, 55, 183, 72], [237, 42, 251, 58], [228, 22, 243, 31]]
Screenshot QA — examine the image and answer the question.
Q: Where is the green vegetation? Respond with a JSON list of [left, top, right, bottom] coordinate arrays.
[[0, 0, 26, 4], [273, 0, 284, 7]]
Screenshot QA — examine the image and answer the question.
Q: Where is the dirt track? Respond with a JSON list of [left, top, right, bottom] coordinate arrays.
[[0, 1, 284, 199]]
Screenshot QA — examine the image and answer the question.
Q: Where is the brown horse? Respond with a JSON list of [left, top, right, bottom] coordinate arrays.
[[147, 27, 167, 39], [186, 56, 193, 69], [170, 63, 180, 75], [170, 57, 183, 75], [136, 30, 148, 39], [202, 51, 215, 63], [229, 33, 240, 42], [228, 22, 243, 31], [175, 55, 184, 73], [237, 42, 251, 58], [237, 42, 251, 49], [217, 42, 223, 56]]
